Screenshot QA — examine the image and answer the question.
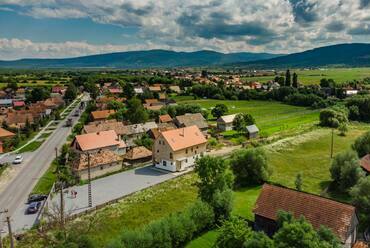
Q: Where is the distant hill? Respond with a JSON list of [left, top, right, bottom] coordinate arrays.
[[229, 43, 370, 68], [0, 50, 282, 69]]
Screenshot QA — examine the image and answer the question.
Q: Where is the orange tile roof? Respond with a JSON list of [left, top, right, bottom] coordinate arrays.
[[0, 127, 15, 139], [91, 110, 115, 120], [125, 146, 152, 160], [360, 154, 370, 173], [160, 125, 207, 151], [73, 130, 124, 151], [83, 121, 126, 135], [144, 98, 159, 104], [159, 114, 172, 123], [353, 242, 369, 248], [253, 184, 357, 243]]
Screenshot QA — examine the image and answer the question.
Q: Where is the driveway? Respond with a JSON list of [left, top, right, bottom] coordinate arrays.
[[48, 165, 177, 217]]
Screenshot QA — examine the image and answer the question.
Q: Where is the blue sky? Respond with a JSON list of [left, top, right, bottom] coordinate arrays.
[[0, 0, 369, 60]]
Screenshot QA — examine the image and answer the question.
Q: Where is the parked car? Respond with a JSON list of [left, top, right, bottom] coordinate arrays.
[[13, 155, 23, 164], [27, 194, 47, 204], [74, 110, 80, 116], [26, 201, 41, 214]]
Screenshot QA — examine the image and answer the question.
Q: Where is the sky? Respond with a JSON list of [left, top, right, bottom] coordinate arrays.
[[0, 0, 369, 60]]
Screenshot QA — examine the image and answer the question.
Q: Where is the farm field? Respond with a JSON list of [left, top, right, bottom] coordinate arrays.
[[242, 67, 370, 85], [177, 98, 320, 136]]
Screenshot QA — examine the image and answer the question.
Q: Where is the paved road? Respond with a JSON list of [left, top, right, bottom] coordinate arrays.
[[0, 94, 88, 233], [48, 165, 177, 217]]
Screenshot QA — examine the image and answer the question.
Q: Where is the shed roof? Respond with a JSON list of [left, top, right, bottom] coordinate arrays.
[[125, 146, 152, 160], [246, 124, 259, 133], [218, 114, 237, 124]]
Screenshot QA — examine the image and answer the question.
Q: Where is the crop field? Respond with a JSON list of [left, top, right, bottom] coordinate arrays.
[[177, 98, 320, 136], [242, 67, 370, 85]]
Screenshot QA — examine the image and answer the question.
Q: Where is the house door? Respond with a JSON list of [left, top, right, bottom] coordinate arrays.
[[176, 161, 181, 171]]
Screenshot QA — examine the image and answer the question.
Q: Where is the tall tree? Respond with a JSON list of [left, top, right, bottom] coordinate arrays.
[[292, 72, 298, 88], [64, 83, 78, 102], [350, 177, 370, 228], [126, 97, 148, 124], [285, 69, 291, 87], [211, 104, 228, 119]]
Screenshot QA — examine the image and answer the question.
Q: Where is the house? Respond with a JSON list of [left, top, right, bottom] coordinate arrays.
[[134, 87, 144, 94], [153, 125, 207, 172], [124, 146, 152, 164], [73, 149, 123, 180], [158, 114, 172, 124], [108, 88, 123, 95], [145, 105, 164, 111], [159, 93, 167, 101], [121, 122, 158, 147], [90, 110, 115, 122], [253, 184, 359, 248], [0, 127, 15, 153], [360, 154, 370, 175], [246, 124, 259, 139], [5, 111, 34, 129], [144, 99, 159, 106], [52, 85, 65, 95], [169, 85, 181, 93], [43, 97, 65, 110], [0, 99, 12, 108], [83, 121, 126, 139], [217, 114, 237, 131], [12, 100, 25, 109], [148, 86, 161, 92], [71, 130, 127, 154], [174, 113, 208, 134], [353, 242, 368, 248]]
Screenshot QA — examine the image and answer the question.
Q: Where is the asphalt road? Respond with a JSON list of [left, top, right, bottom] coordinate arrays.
[[0, 95, 88, 233]]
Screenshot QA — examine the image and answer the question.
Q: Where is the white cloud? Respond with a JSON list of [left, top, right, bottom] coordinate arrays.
[[0, 0, 369, 58]]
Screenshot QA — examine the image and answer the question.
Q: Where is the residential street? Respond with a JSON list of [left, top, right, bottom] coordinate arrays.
[[0, 94, 88, 233]]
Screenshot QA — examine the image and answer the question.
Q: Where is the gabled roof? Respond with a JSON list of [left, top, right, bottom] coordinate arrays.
[[175, 113, 208, 130], [246, 124, 259, 133], [360, 154, 370, 173], [73, 130, 125, 151], [121, 122, 157, 136], [144, 98, 159, 105], [160, 125, 207, 151], [253, 184, 357, 243], [148, 86, 161, 92], [91, 110, 115, 120], [83, 121, 126, 135], [159, 114, 172, 123], [125, 146, 152, 160], [217, 114, 237, 124], [169, 85, 181, 93], [0, 127, 15, 138]]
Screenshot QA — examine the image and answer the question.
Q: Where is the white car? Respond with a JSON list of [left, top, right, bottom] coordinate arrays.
[[13, 155, 23, 164]]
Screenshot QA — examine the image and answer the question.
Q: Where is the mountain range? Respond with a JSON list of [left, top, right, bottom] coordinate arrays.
[[0, 50, 281, 69], [0, 43, 369, 69]]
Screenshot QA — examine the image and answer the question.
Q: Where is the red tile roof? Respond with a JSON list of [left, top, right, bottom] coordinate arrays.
[[253, 184, 357, 243], [13, 101, 25, 107], [91, 110, 115, 120], [160, 125, 207, 151], [0, 127, 15, 139], [353, 242, 369, 248], [125, 146, 152, 160], [360, 154, 370, 173]]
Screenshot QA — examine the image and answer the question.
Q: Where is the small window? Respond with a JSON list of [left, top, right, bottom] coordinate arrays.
[[157, 150, 159, 153], [170, 152, 173, 159], [100, 166, 103, 170], [191, 147, 193, 152], [196, 146, 199, 149], [186, 149, 188, 154], [159, 141, 161, 145], [163, 161, 167, 166], [185, 159, 188, 163], [195, 150, 197, 154]]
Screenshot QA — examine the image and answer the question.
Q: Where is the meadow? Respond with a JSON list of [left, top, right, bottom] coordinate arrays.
[[242, 67, 370, 85], [177, 98, 320, 136]]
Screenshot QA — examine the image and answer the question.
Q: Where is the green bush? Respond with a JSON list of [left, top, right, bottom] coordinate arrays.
[[319, 107, 348, 128], [352, 131, 370, 157]]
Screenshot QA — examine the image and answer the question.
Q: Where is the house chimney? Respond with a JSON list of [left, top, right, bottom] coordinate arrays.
[[179, 128, 184, 137], [97, 131, 100, 135]]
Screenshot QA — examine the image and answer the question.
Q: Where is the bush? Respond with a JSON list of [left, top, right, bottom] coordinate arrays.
[[229, 148, 271, 187], [330, 150, 365, 192], [350, 177, 370, 228], [215, 217, 252, 248], [352, 131, 370, 157], [210, 189, 234, 221], [119, 200, 214, 248], [346, 95, 370, 121]]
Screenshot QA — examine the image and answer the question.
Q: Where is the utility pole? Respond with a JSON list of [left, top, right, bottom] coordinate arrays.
[[0, 210, 14, 248], [87, 152, 92, 207], [330, 128, 334, 159]]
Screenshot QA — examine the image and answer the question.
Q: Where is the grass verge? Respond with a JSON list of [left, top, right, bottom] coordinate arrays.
[[31, 160, 57, 195], [17, 140, 43, 154]]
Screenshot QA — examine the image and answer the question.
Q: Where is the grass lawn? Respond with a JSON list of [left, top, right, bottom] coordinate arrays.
[[177, 98, 319, 136], [242, 68, 370, 85], [17, 140, 43, 153], [266, 124, 370, 197], [31, 160, 57, 195]]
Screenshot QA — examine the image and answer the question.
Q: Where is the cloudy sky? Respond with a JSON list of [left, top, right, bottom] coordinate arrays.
[[0, 0, 369, 60]]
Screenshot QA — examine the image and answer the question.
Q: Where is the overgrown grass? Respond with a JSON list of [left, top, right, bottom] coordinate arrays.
[[31, 160, 57, 195], [176, 99, 319, 136], [17, 140, 43, 153], [0, 163, 8, 177]]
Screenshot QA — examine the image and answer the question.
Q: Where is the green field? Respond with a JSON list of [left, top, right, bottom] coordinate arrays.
[[177, 98, 319, 136], [243, 68, 370, 85]]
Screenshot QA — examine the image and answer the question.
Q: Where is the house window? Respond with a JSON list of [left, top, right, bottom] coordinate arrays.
[[197, 146, 198, 149], [100, 166, 103, 170], [157, 150, 159, 153], [186, 149, 188, 154], [163, 161, 167, 166], [191, 147, 193, 152], [185, 159, 188, 163], [195, 150, 197, 154], [159, 141, 161, 145], [170, 153, 173, 159]]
